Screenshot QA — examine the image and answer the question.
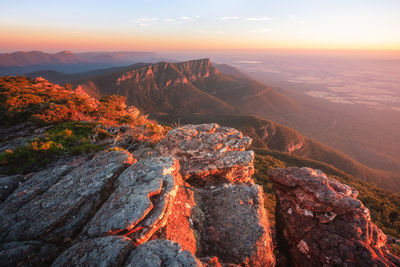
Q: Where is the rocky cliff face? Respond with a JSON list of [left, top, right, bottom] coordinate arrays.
[[116, 59, 217, 88], [0, 124, 274, 266], [269, 167, 400, 266]]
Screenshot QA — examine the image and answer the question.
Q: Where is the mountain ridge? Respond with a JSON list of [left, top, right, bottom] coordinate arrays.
[[27, 58, 400, 193]]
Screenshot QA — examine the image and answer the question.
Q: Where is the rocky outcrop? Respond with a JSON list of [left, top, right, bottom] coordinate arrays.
[[0, 123, 275, 266], [153, 124, 274, 266], [0, 150, 134, 243], [155, 123, 254, 184], [116, 59, 217, 87], [269, 167, 400, 266], [197, 184, 275, 265], [82, 156, 181, 245]]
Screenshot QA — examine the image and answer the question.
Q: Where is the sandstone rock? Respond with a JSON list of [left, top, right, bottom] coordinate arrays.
[[125, 239, 202, 267], [0, 159, 81, 214], [0, 240, 58, 267], [197, 184, 275, 266], [51, 236, 134, 267], [0, 174, 25, 202], [154, 124, 254, 184], [155, 185, 198, 255], [0, 150, 134, 243], [83, 156, 181, 246], [270, 167, 400, 266]]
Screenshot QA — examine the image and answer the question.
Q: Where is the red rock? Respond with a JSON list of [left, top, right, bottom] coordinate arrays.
[[270, 167, 400, 266]]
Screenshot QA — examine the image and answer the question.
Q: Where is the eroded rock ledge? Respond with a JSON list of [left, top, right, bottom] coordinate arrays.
[[2, 123, 399, 266], [269, 167, 400, 267], [0, 124, 274, 267]]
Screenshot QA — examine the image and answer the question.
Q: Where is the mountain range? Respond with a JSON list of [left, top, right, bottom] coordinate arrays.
[[0, 51, 164, 75], [27, 58, 400, 193]]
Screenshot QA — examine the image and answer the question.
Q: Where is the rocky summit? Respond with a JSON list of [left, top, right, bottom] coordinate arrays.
[[269, 167, 400, 266], [0, 124, 275, 266], [1, 123, 399, 266]]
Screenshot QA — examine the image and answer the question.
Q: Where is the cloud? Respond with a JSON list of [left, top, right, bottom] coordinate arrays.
[[163, 18, 177, 22], [252, 28, 273, 33], [220, 16, 241, 21], [289, 15, 298, 20], [130, 17, 159, 26], [216, 31, 225, 34], [244, 17, 272, 21], [180, 16, 195, 21]]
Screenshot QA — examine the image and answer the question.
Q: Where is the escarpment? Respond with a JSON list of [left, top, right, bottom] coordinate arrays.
[[0, 124, 275, 267]]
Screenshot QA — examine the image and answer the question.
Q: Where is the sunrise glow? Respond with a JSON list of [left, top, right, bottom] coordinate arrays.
[[1, 0, 399, 52]]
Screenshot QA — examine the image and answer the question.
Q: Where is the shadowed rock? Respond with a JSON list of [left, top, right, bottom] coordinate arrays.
[[0, 175, 25, 202], [51, 236, 134, 267], [154, 124, 254, 184], [0, 159, 82, 214], [270, 167, 400, 266], [198, 184, 275, 266], [125, 239, 202, 267], [83, 156, 181, 246], [0, 240, 58, 267], [0, 150, 134, 243]]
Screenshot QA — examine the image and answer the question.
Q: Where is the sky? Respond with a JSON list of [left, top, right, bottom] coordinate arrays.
[[1, 0, 400, 52]]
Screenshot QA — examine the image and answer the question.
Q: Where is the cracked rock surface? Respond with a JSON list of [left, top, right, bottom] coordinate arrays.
[[0, 124, 275, 267], [125, 239, 202, 267], [0, 150, 134, 243], [51, 236, 134, 267], [154, 123, 254, 184], [270, 167, 400, 267], [83, 156, 181, 245]]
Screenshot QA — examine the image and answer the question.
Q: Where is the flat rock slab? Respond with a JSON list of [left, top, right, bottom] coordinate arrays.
[[198, 184, 275, 266], [84, 156, 181, 246], [269, 167, 400, 266], [0, 240, 58, 267], [0, 159, 82, 214], [125, 239, 202, 267], [155, 124, 254, 184], [0, 150, 134, 243], [51, 236, 134, 267]]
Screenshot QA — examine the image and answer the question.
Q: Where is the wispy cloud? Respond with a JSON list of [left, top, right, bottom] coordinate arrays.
[[163, 18, 177, 22], [130, 16, 197, 26], [216, 31, 225, 34], [244, 17, 272, 21], [180, 16, 195, 21], [220, 16, 241, 21], [289, 15, 298, 20], [130, 17, 159, 26], [252, 28, 273, 33]]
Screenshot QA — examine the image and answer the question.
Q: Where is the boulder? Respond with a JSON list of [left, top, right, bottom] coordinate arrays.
[[125, 239, 202, 267], [197, 184, 275, 266], [0, 240, 58, 267], [154, 124, 254, 184], [83, 156, 181, 246], [51, 236, 134, 267], [0, 150, 134, 243], [269, 167, 400, 266]]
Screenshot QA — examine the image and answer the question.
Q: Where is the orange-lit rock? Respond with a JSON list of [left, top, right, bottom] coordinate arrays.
[[82, 156, 181, 246], [154, 123, 254, 184], [270, 167, 400, 266]]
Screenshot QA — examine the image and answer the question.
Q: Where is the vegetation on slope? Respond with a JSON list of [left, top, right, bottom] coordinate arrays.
[[0, 76, 167, 174]]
